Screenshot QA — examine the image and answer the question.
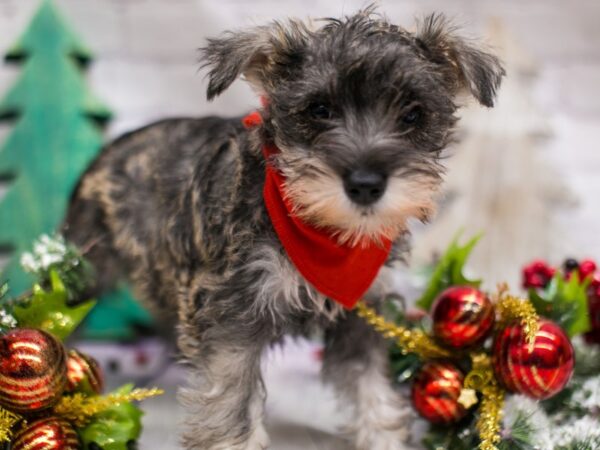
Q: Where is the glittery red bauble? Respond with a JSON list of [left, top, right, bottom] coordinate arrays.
[[431, 286, 495, 349], [0, 329, 67, 413], [12, 417, 80, 450], [522, 260, 556, 289], [492, 319, 574, 399], [411, 362, 467, 424], [65, 349, 104, 395]]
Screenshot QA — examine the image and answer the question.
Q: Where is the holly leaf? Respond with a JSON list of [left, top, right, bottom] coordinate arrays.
[[528, 272, 591, 337], [12, 269, 95, 340], [416, 233, 482, 311], [78, 384, 143, 450]]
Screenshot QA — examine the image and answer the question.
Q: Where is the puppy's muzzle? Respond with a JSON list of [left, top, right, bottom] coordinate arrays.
[[343, 168, 387, 206]]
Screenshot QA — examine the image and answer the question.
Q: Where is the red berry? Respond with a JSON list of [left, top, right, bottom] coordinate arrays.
[[522, 260, 555, 289], [579, 259, 597, 280]]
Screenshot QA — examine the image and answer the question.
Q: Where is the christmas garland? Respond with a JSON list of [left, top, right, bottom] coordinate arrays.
[[0, 235, 162, 449], [360, 234, 600, 450]]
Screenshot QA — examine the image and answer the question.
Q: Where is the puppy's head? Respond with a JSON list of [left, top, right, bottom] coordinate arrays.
[[201, 8, 504, 246]]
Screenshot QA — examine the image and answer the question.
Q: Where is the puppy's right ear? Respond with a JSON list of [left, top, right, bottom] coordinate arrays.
[[200, 22, 309, 100], [416, 14, 505, 107]]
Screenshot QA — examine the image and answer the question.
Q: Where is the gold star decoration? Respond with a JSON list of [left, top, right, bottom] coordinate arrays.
[[457, 388, 479, 409]]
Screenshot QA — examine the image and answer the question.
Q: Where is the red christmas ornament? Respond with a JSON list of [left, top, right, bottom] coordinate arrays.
[[431, 286, 495, 349], [522, 260, 555, 289], [65, 349, 104, 395], [411, 362, 468, 424], [492, 319, 574, 399], [0, 328, 67, 413], [12, 417, 80, 450]]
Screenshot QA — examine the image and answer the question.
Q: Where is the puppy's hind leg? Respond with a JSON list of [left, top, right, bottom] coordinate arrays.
[[323, 310, 414, 450]]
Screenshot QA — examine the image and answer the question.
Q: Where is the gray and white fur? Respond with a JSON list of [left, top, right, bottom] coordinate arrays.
[[64, 7, 504, 450]]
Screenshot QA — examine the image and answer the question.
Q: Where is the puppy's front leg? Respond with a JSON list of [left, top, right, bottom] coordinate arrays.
[[178, 291, 271, 450], [323, 309, 414, 450]]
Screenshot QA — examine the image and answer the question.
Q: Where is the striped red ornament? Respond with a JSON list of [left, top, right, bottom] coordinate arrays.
[[65, 349, 104, 395], [0, 329, 67, 413], [12, 417, 80, 450], [492, 319, 574, 399], [411, 361, 468, 424], [431, 286, 495, 349]]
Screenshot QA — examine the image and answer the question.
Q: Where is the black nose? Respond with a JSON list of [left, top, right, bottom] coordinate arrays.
[[343, 169, 387, 206]]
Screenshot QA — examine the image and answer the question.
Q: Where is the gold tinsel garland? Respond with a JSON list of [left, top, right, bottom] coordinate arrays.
[[0, 388, 163, 441], [53, 388, 164, 427], [354, 301, 451, 359], [0, 406, 21, 443], [493, 284, 539, 345], [0, 389, 164, 442], [464, 353, 505, 450]]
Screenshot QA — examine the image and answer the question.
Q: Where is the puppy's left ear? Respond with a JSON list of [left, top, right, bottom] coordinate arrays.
[[416, 14, 505, 107], [200, 21, 309, 100]]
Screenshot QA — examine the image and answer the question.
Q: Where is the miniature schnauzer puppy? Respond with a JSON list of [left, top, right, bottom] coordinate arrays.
[[64, 8, 503, 450]]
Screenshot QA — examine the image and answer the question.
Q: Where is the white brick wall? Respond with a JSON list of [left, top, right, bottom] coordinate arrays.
[[1, 0, 600, 280]]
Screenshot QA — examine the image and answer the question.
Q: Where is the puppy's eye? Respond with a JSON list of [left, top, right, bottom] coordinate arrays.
[[309, 103, 332, 120], [402, 107, 421, 126]]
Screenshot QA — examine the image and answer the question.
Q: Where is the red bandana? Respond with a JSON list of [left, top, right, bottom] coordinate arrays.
[[243, 111, 392, 309]]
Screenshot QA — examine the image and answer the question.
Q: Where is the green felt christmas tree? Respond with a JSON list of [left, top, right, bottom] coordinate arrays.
[[0, 0, 109, 291], [0, 0, 152, 340]]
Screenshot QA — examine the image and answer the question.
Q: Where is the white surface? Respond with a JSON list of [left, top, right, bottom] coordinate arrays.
[[135, 338, 353, 450]]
